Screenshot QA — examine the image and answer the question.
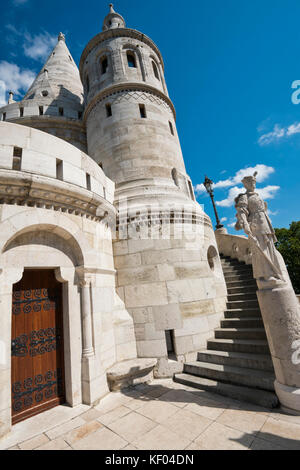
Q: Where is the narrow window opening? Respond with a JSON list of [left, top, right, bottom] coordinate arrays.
[[165, 330, 176, 360], [127, 52, 136, 68], [59, 107, 64, 116], [106, 103, 112, 117], [139, 104, 146, 118], [78, 111, 83, 119], [39, 106, 43, 116], [2, 113, 6, 121], [152, 61, 159, 80], [13, 147, 22, 171], [101, 56, 108, 75], [56, 159, 63, 180], [86, 173, 91, 191], [19, 107, 24, 117], [188, 180, 195, 201], [172, 168, 179, 187], [169, 121, 174, 135]]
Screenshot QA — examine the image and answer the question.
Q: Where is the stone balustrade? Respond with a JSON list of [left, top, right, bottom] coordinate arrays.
[[215, 230, 252, 265], [0, 122, 115, 219]]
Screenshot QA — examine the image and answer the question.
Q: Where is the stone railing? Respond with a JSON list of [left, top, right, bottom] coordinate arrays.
[[0, 121, 115, 220], [215, 230, 252, 265]]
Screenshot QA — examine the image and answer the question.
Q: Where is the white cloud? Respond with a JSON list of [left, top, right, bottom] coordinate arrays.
[[227, 221, 236, 228], [220, 217, 227, 223], [194, 164, 274, 196], [23, 31, 57, 61], [0, 61, 35, 101], [216, 184, 280, 208], [216, 186, 242, 207], [0, 82, 6, 106], [258, 121, 300, 145], [213, 164, 275, 189]]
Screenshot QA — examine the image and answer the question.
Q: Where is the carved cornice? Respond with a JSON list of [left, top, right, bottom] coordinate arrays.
[[0, 170, 115, 221], [83, 82, 176, 122], [80, 28, 164, 76]]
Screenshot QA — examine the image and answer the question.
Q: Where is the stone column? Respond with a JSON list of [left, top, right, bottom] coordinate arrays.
[[79, 277, 94, 358]]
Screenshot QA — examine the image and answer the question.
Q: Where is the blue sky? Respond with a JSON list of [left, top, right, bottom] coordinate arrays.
[[0, 0, 299, 232]]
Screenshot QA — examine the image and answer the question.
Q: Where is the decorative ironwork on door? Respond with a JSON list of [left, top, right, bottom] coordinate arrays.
[[11, 270, 65, 424]]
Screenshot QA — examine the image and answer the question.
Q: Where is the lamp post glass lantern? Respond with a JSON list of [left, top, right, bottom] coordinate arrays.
[[203, 175, 224, 230]]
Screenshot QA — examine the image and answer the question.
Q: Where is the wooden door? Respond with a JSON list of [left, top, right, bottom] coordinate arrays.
[[11, 270, 65, 424]]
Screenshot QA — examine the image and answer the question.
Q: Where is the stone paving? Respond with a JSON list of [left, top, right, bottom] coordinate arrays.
[[1, 378, 300, 450]]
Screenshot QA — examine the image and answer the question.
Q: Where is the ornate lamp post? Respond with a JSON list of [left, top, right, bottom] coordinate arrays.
[[203, 175, 224, 230]]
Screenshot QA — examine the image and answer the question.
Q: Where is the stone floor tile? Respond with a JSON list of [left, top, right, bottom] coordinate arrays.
[[97, 405, 132, 426], [142, 385, 171, 398], [71, 427, 128, 450], [122, 444, 139, 450], [133, 424, 191, 450], [19, 433, 50, 450], [124, 395, 156, 411], [159, 389, 196, 408], [257, 417, 300, 450], [78, 408, 103, 422], [7, 446, 20, 450], [161, 409, 213, 441], [45, 416, 86, 440], [217, 408, 268, 434], [250, 437, 288, 450], [185, 397, 227, 421], [185, 441, 207, 450], [107, 411, 157, 442], [36, 437, 70, 450], [270, 410, 300, 426], [0, 404, 90, 450], [63, 420, 103, 446], [94, 392, 133, 414], [194, 421, 254, 450], [136, 400, 179, 424]]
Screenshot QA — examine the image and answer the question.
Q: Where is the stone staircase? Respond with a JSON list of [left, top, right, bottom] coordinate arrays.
[[174, 254, 279, 409]]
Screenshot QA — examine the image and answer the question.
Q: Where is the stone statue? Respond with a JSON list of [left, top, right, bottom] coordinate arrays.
[[234, 172, 300, 413], [234, 171, 288, 289]]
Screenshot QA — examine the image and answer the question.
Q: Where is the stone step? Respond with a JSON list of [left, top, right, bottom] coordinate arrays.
[[207, 338, 270, 354], [197, 349, 273, 371], [227, 300, 259, 309], [183, 361, 275, 391], [227, 292, 258, 301], [225, 280, 257, 289], [222, 266, 253, 274], [227, 286, 257, 294], [224, 274, 256, 282], [220, 318, 264, 329], [221, 259, 245, 265], [214, 327, 266, 340], [224, 308, 261, 319], [174, 374, 279, 409]]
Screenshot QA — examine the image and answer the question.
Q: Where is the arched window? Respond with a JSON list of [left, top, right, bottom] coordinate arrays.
[[100, 56, 108, 75], [152, 61, 159, 80], [169, 121, 174, 136], [172, 168, 179, 187], [127, 51, 136, 68]]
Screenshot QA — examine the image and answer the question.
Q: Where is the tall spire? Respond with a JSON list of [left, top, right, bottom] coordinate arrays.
[[23, 33, 83, 106], [102, 3, 126, 31]]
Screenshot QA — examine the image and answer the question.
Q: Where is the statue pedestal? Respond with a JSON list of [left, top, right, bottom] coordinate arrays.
[[257, 284, 300, 413]]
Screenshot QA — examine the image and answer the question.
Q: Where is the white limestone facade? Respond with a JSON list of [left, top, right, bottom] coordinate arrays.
[[0, 5, 227, 438], [0, 122, 137, 438], [80, 6, 227, 376]]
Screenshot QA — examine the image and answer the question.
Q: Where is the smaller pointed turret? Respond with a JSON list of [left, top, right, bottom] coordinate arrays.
[[102, 3, 125, 31]]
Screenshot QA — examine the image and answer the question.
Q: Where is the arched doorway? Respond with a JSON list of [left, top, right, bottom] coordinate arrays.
[[11, 269, 66, 424]]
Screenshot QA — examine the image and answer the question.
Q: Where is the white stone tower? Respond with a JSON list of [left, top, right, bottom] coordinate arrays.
[[80, 5, 227, 375], [1, 33, 86, 151]]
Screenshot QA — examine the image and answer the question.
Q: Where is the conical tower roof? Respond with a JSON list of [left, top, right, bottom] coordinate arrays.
[[23, 33, 83, 106]]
